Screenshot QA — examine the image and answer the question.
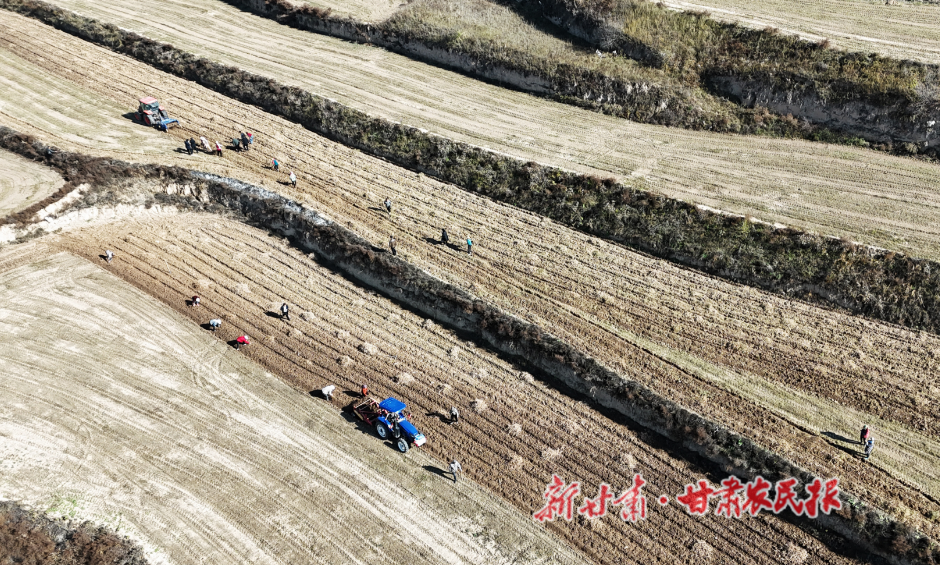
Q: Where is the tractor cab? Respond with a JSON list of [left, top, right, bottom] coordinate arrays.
[[136, 96, 178, 130]]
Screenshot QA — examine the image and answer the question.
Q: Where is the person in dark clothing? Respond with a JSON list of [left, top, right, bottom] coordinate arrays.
[[240, 132, 250, 152], [441, 228, 449, 245], [280, 302, 290, 321], [190, 138, 197, 155], [384, 198, 392, 215], [184, 138, 192, 155], [389, 235, 397, 256], [450, 406, 459, 425], [864, 438, 874, 460]]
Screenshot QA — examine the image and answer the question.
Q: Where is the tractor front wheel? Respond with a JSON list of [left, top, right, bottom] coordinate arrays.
[[376, 423, 389, 439], [396, 438, 409, 453]]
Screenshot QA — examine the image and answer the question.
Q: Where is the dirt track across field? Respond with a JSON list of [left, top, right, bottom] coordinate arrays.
[[33, 0, 940, 261], [661, 0, 940, 65], [51, 214, 875, 565], [0, 248, 588, 565], [1, 9, 937, 540], [0, 149, 62, 216]]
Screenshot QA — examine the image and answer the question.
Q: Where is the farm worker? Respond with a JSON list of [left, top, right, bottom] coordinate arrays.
[[389, 235, 397, 256], [280, 302, 290, 321], [246, 132, 253, 145], [466, 236, 473, 255], [289, 171, 297, 188], [189, 137, 197, 154], [441, 228, 449, 245], [449, 460, 463, 482], [384, 197, 392, 215], [190, 295, 200, 308], [200, 136, 211, 152], [208, 319, 222, 331], [450, 406, 459, 425], [860, 424, 871, 445], [184, 138, 192, 155], [235, 335, 250, 350], [105, 250, 114, 264], [360, 383, 369, 397], [215, 141, 223, 157], [864, 437, 874, 460], [272, 158, 279, 172], [322, 384, 336, 401], [240, 132, 250, 152]]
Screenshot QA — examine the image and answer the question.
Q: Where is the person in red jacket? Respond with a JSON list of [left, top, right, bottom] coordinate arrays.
[[235, 335, 250, 350], [360, 383, 369, 398]]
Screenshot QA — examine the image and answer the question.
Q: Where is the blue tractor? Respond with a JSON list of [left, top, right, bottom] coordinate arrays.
[[352, 396, 426, 453]]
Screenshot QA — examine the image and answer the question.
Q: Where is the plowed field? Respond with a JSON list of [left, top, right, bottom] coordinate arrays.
[[2, 10, 937, 539], [34, 0, 940, 261], [52, 214, 873, 565], [0, 248, 586, 565], [661, 0, 940, 65], [0, 149, 62, 215]]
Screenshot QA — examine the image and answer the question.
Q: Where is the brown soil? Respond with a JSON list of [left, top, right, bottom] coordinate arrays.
[[1, 9, 936, 541], [52, 214, 872, 564], [0, 247, 587, 565]]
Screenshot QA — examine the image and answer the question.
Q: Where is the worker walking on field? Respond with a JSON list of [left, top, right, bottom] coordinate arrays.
[[240, 132, 250, 152], [215, 141, 223, 157], [450, 406, 459, 425], [384, 197, 392, 215], [189, 137, 197, 155], [105, 250, 114, 264], [290, 171, 297, 188], [280, 302, 290, 321], [864, 437, 875, 460], [201, 136, 211, 153], [860, 424, 871, 445], [389, 235, 397, 256], [235, 334, 250, 350], [208, 318, 222, 332], [466, 236, 473, 256], [441, 228, 449, 245], [361, 383, 369, 397], [184, 138, 193, 155], [449, 459, 463, 482], [272, 158, 280, 172]]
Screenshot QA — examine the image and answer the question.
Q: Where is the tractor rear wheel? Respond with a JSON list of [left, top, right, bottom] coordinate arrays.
[[376, 423, 389, 439], [396, 438, 409, 453]]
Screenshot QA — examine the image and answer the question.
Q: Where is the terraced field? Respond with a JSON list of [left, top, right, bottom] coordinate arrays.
[[0, 248, 584, 565], [661, 0, 940, 65], [52, 213, 874, 565], [0, 149, 62, 215], [2, 9, 937, 539], [37, 0, 940, 260]]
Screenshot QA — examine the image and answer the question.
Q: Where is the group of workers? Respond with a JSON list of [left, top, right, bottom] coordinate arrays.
[[383, 198, 473, 257]]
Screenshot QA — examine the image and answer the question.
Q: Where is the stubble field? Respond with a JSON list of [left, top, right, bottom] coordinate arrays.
[[1, 8, 937, 540], [50, 213, 875, 565], [33, 0, 940, 260], [0, 247, 587, 565], [0, 149, 62, 216]]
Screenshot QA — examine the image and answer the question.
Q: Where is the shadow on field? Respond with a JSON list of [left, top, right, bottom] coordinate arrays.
[[367, 206, 388, 214], [423, 465, 451, 480], [425, 410, 452, 424], [822, 431, 857, 444], [265, 310, 284, 319]]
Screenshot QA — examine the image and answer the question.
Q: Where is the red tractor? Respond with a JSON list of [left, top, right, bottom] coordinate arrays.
[[135, 97, 179, 131]]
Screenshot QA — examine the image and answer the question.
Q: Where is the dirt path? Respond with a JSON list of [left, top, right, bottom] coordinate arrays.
[[0, 149, 62, 216], [33, 0, 940, 262], [51, 214, 873, 565], [289, 0, 402, 22], [2, 11, 936, 539], [660, 0, 940, 65], [0, 248, 588, 565]]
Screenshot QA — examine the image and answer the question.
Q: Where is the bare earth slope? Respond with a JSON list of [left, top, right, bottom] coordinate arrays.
[[1, 11, 936, 539], [0, 149, 62, 215], [661, 0, 940, 66], [0, 248, 586, 565], [36, 0, 940, 261], [53, 214, 871, 565]]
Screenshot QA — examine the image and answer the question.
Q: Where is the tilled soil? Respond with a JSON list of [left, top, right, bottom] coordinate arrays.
[[54, 214, 872, 565], [35, 0, 940, 262], [0, 248, 587, 565], [2, 10, 937, 539], [0, 148, 62, 215]]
